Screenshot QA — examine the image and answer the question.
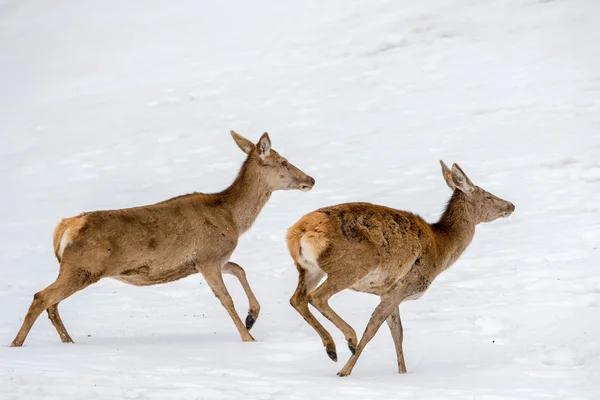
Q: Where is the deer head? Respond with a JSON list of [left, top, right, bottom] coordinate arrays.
[[440, 160, 514, 224], [231, 130, 315, 192]]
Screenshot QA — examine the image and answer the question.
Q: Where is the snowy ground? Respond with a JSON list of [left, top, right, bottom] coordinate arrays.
[[1, 0, 600, 398]]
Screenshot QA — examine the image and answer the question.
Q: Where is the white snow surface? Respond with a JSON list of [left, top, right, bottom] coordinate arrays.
[[1, 0, 600, 398]]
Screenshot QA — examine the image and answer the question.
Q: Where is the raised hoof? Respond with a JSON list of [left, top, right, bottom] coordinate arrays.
[[245, 314, 256, 330], [348, 345, 356, 355], [326, 349, 338, 362]]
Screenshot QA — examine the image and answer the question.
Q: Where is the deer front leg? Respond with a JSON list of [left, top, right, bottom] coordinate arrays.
[[222, 262, 260, 330], [386, 306, 407, 373], [337, 292, 400, 377], [199, 263, 255, 342]]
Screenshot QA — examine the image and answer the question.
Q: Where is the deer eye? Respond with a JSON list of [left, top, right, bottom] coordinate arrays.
[[281, 161, 288, 167]]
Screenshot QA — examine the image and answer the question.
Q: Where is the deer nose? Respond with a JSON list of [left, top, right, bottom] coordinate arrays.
[[299, 176, 315, 192], [502, 202, 515, 217]]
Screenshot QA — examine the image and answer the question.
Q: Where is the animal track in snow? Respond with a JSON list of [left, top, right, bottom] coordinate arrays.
[[540, 157, 577, 169], [473, 316, 506, 336], [538, 346, 586, 368]]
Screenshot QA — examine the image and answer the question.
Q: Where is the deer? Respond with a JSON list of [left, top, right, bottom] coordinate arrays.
[[286, 161, 514, 377], [11, 130, 315, 347]]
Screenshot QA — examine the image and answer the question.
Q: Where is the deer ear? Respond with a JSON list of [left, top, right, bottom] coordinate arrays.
[[256, 132, 271, 158], [440, 160, 456, 191], [451, 163, 474, 194], [230, 130, 254, 155]]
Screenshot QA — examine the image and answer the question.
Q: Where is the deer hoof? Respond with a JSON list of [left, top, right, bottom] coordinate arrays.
[[245, 314, 256, 330], [326, 349, 338, 362], [10, 341, 22, 347], [242, 334, 255, 342]]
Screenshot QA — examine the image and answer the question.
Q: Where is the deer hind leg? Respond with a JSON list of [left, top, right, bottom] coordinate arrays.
[[308, 269, 368, 357], [200, 263, 255, 342], [289, 263, 339, 361], [386, 306, 407, 373], [222, 261, 260, 330], [337, 291, 401, 377], [11, 265, 100, 347], [47, 304, 74, 343]]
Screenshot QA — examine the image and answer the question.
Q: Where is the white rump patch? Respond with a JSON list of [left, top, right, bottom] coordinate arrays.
[[298, 236, 324, 275], [58, 228, 73, 258]]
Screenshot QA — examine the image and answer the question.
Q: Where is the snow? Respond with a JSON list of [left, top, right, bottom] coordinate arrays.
[[1, 0, 599, 398]]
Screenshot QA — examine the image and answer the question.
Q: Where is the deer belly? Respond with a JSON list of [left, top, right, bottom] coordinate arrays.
[[405, 291, 425, 301], [350, 268, 397, 295], [114, 262, 197, 286]]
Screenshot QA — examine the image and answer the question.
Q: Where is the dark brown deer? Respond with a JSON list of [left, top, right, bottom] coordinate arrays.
[[11, 131, 315, 347], [286, 161, 514, 376]]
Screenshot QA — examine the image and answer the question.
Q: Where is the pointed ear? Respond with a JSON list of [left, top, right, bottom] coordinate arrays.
[[230, 130, 254, 155], [256, 132, 271, 158], [451, 163, 474, 194], [440, 160, 456, 191]]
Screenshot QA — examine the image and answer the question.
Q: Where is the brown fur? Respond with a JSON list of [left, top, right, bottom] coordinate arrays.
[[287, 161, 514, 376], [11, 131, 315, 347], [52, 214, 88, 262]]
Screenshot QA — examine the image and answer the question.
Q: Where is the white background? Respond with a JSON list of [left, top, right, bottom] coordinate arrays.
[[1, 0, 599, 398]]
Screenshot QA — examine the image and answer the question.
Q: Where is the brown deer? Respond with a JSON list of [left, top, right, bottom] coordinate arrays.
[[11, 131, 315, 347], [286, 161, 514, 376]]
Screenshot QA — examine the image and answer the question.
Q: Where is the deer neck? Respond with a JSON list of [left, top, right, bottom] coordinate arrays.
[[432, 190, 477, 273], [220, 157, 272, 235]]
